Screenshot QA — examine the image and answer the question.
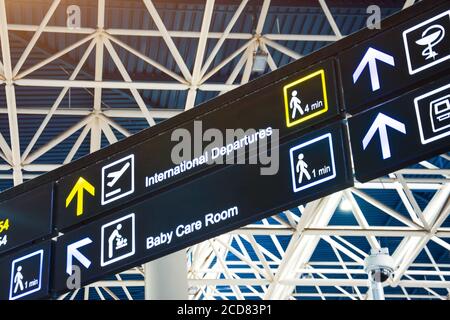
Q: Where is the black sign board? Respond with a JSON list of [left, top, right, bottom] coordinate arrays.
[[339, 4, 450, 113], [348, 75, 450, 182], [0, 184, 53, 256], [51, 123, 353, 294], [0, 241, 51, 300], [0, 0, 448, 299], [55, 59, 341, 231]]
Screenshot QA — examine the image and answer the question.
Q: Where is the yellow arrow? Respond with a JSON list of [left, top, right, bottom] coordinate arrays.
[[65, 177, 95, 216]]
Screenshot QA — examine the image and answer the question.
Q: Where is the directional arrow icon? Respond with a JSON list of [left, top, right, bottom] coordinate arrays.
[[363, 113, 406, 159], [65, 177, 95, 216], [353, 47, 395, 91], [66, 237, 92, 275]]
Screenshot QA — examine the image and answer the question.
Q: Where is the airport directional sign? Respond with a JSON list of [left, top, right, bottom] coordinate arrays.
[[0, 184, 53, 256], [51, 123, 353, 294], [348, 75, 450, 182], [0, 0, 442, 236], [339, 2, 450, 113], [54, 59, 341, 231]]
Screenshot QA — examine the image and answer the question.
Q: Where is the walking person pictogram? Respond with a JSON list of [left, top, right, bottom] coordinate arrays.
[[9, 249, 44, 300], [13, 266, 24, 294], [296, 153, 311, 184], [290, 90, 304, 119]]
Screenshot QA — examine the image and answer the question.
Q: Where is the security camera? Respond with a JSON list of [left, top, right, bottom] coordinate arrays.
[[364, 248, 395, 284]]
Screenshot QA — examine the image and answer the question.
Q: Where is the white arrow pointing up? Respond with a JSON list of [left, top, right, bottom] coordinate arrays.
[[362, 112, 406, 160], [353, 47, 395, 91], [67, 237, 92, 275]]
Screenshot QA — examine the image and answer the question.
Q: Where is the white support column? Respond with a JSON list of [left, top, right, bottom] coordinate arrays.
[[144, 250, 189, 300]]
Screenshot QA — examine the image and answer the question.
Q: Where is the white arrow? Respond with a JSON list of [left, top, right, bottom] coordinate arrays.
[[362, 113, 406, 160], [66, 237, 92, 275], [353, 47, 395, 91]]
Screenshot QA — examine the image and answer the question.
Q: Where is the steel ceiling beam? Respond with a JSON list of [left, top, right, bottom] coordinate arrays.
[[0, 0, 22, 185]]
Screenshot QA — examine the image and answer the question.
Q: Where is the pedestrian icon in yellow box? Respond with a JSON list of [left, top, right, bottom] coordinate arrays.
[[283, 69, 329, 128]]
